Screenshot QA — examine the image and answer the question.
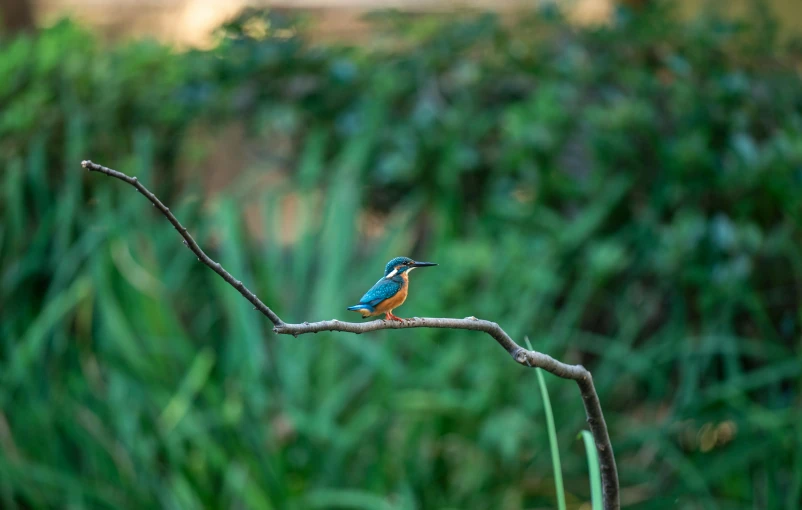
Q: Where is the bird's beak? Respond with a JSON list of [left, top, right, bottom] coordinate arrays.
[[411, 261, 437, 268]]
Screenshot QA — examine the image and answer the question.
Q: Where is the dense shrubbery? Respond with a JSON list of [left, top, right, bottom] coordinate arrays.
[[2, 4, 802, 509]]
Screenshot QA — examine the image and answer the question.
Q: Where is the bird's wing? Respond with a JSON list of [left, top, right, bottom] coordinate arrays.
[[359, 277, 402, 307]]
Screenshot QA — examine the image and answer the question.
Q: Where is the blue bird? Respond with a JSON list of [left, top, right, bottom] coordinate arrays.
[[347, 256, 437, 321]]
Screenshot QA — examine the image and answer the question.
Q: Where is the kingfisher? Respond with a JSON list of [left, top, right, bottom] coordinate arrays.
[[347, 256, 437, 321]]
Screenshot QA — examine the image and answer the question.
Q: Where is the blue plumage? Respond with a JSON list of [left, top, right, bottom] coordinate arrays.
[[383, 257, 410, 276], [358, 278, 403, 307], [346, 277, 403, 314], [346, 304, 374, 312]]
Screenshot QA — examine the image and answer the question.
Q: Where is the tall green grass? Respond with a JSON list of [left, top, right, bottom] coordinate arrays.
[[580, 431, 603, 510]]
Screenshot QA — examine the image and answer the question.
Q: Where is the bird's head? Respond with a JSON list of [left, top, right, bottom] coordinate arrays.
[[383, 256, 437, 278]]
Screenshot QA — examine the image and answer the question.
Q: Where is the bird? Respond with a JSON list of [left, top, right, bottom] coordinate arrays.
[[346, 256, 437, 321]]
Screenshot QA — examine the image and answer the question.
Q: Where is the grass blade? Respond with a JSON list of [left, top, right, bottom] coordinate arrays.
[[159, 347, 216, 435], [527, 337, 566, 510], [579, 430, 603, 510]]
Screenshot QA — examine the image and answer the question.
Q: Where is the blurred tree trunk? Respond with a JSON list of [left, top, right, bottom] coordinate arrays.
[[0, 0, 35, 34]]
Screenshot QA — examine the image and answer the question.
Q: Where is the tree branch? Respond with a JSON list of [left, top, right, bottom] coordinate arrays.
[[82, 159, 620, 510], [82, 160, 283, 327]]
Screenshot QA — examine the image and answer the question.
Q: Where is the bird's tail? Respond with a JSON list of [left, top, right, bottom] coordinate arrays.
[[347, 304, 374, 313]]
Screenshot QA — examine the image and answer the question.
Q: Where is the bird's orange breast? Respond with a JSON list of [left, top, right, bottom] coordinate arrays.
[[373, 277, 408, 314]]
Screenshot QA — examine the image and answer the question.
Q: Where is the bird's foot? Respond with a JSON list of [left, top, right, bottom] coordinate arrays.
[[385, 312, 404, 322]]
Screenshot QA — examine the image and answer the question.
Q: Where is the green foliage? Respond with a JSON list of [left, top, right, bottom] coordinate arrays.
[[2, 3, 802, 509]]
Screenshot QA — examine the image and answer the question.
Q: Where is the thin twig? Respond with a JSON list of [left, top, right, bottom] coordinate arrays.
[[82, 160, 283, 326], [83, 159, 620, 510]]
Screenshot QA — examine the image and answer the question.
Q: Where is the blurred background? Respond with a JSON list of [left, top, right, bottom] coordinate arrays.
[[2, 0, 802, 508]]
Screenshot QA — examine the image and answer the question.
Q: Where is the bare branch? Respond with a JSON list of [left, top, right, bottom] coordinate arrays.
[[83, 159, 620, 510], [82, 160, 283, 326], [276, 317, 618, 507]]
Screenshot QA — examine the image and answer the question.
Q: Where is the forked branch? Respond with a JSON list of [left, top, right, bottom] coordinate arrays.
[[82, 159, 620, 510]]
